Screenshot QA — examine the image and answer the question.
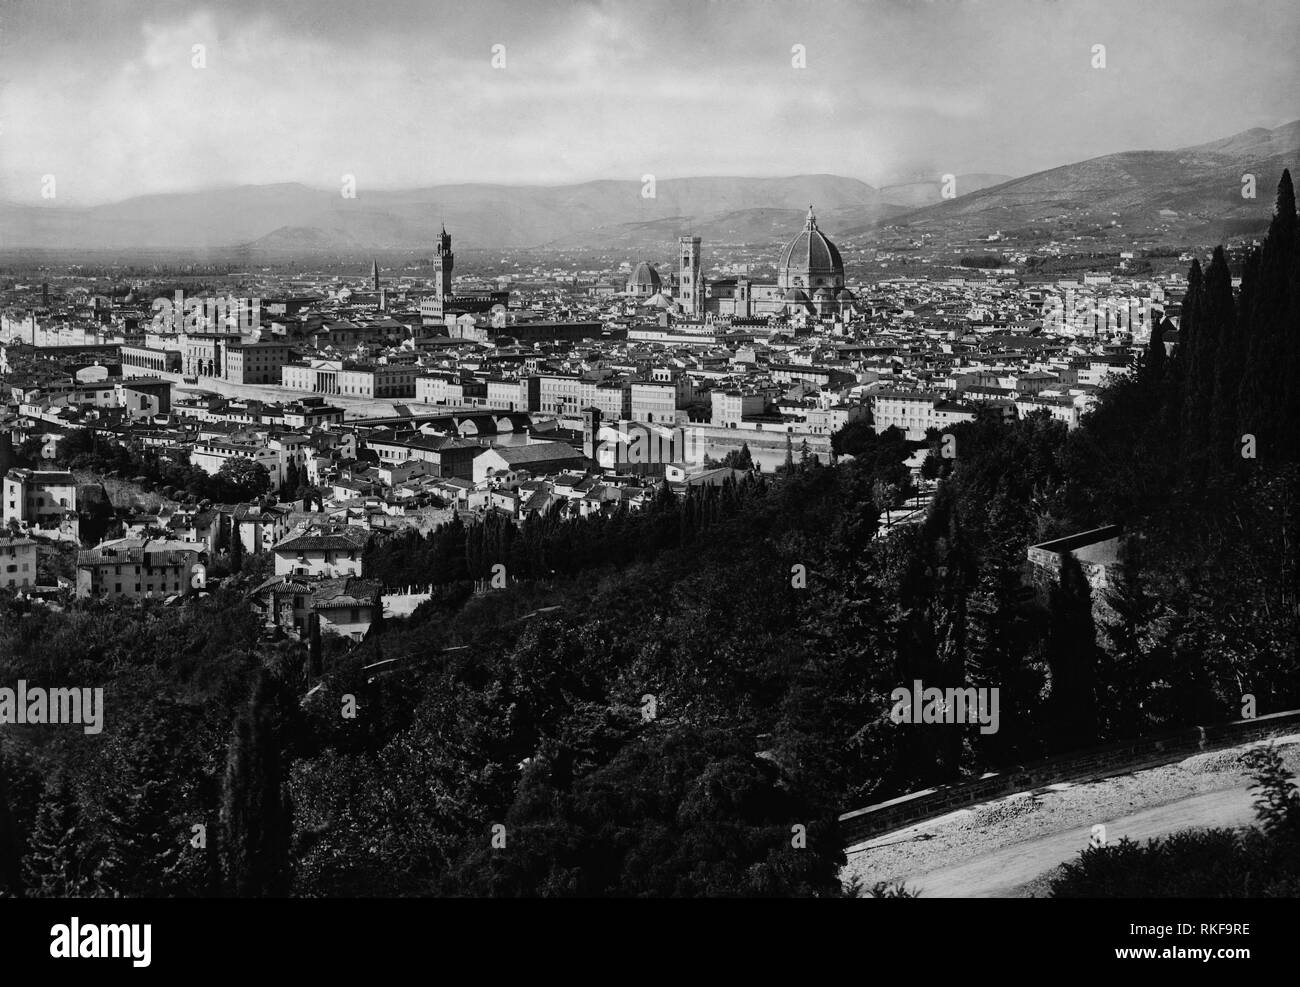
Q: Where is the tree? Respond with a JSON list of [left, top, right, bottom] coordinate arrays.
[[1043, 554, 1100, 751], [1141, 313, 1166, 387], [93, 711, 195, 897], [1237, 170, 1298, 462], [229, 521, 244, 573], [799, 438, 813, 470], [0, 762, 22, 897], [217, 458, 271, 498], [1245, 744, 1300, 837], [221, 671, 292, 897], [722, 443, 753, 470], [308, 613, 323, 679], [22, 774, 88, 897]]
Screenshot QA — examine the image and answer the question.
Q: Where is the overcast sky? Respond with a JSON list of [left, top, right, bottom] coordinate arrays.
[[1, 0, 1297, 205]]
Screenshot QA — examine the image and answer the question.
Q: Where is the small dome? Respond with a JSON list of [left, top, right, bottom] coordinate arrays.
[[629, 262, 661, 290], [783, 287, 809, 302], [643, 291, 674, 309], [813, 287, 836, 300]]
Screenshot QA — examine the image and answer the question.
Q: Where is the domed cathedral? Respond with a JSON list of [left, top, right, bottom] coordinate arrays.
[[777, 206, 855, 317], [685, 205, 856, 322]]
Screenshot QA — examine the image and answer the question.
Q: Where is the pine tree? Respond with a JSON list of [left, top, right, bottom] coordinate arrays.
[[783, 434, 795, 475], [221, 671, 292, 897], [22, 774, 87, 897], [93, 717, 190, 897]]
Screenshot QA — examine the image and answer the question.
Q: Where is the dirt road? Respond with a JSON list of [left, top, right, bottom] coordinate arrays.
[[844, 734, 1300, 897]]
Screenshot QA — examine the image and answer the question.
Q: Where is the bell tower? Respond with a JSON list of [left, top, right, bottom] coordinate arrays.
[[435, 224, 454, 303], [678, 235, 702, 317]]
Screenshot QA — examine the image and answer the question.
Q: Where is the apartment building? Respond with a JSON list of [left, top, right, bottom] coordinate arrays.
[[3, 468, 78, 532], [75, 538, 208, 599], [222, 341, 292, 384], [869, 390, 938, 440], [272, 528, 368, 578], [711, 390, 767, 427], [0, 533, 38, 589]]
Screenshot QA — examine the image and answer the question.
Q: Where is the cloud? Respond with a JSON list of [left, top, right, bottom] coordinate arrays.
[[0, 0, 1295, 204]]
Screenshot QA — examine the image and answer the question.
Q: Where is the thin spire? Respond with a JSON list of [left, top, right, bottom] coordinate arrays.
[[807, 204, 817, 228]]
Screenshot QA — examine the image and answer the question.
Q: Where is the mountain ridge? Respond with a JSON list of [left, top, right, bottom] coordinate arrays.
[[1, 121, 1295, 253]]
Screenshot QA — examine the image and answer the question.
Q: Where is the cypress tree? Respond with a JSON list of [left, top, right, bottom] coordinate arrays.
[[1213, 246, 1257, 459], [1198, 247, 1236, 459], [1141, 312, 1167, 386], [220, 671, 292, 897], [308, 612, 322, 678], [1237, 170, 1298, 460], [230, 521, 244, 573], [1181, 252, 1225, 459], [1164, 259, 1202, 438], [1044, 553, 1101, 751]]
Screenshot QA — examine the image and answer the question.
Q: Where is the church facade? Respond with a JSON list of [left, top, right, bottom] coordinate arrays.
[[629, 207, 857, 321]]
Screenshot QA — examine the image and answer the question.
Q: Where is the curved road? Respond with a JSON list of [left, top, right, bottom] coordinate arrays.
[[846, 734, 1300, 897], [892, 786, 1258, 897]]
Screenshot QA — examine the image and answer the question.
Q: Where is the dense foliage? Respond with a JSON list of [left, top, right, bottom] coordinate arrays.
[[0, 174, 1295, 897]]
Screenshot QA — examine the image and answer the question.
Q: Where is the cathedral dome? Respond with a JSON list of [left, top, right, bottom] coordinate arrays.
[[628, 261, 662, 294], [777, 206, 844, 291]]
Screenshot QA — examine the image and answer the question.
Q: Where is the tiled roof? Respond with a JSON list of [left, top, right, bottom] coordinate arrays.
[[274, 528, 368, 552], [488, 442, 581, 465]]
